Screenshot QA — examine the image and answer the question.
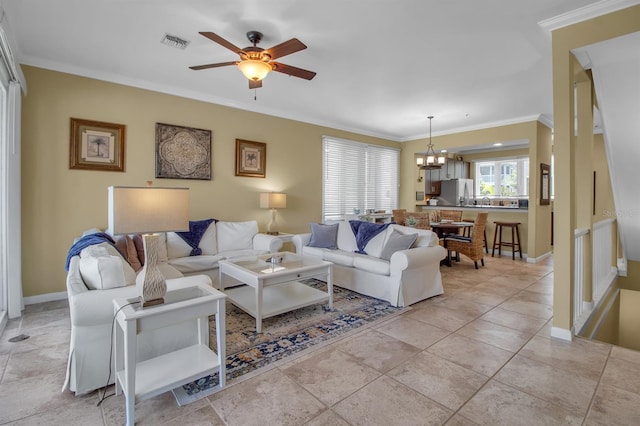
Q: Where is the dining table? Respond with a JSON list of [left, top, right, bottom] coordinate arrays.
[[430, 221, 474, 266], [430, 221, 474, 238]]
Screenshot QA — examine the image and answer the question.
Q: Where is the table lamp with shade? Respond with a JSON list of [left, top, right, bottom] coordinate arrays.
[[259, 192, 286, 235], [108, 185, 189, 307]]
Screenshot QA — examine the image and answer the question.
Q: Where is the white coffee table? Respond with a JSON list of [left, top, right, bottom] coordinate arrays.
[[218, 252, 333, 333]]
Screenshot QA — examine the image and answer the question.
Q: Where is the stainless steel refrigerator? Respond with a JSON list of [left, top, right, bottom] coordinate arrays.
[[439, 179, 474, 206]]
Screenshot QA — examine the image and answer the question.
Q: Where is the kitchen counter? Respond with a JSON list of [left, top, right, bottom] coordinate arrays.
[[417, 205, 529, 256], [416, 204, 528, 213]]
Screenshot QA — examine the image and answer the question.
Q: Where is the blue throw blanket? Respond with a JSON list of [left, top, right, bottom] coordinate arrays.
[[349, 220, 389, 254], [176, 219, 216, 256], [65, 232, 116, 271]]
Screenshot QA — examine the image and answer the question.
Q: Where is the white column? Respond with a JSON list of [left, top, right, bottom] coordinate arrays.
[[7, 81, 22, 318]]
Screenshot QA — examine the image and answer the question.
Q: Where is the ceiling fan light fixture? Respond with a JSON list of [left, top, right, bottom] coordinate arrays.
[[238, 59, 272, 81]]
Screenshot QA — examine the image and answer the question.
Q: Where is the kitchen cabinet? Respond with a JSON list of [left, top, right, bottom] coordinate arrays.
[[461, 160, 470, 178], [437, 159, 469, 180], [423, 159, 470, 195], [424, 169, 441, 195]]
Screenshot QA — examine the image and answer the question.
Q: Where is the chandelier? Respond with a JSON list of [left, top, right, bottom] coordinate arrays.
[[416, 115, 445, 169]]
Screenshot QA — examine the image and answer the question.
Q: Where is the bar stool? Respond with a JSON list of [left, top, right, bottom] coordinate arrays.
[[462, 218, 488, 254], [492, 221, 522, 260]]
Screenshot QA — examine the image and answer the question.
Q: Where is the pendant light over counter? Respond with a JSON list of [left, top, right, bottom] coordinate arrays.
[[416, 115, 446, 170]]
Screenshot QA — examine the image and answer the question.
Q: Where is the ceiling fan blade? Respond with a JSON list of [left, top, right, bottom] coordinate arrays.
[[199, 32, 244, 55], [249, 80, 262, 89], [271, 62, 316, 80], [265, 38, 307, 60], [189, 61, 237, 71]]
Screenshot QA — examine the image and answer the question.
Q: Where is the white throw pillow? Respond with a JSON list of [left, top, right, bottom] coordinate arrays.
[[199, 222, 218, 255], [166, 232, 192, 259], [217, 221, 258, 253], [335, 221, 357, 252], [79, 243, 136, 290], [363, 230, 389, 258], [166, 220, 218, 259]]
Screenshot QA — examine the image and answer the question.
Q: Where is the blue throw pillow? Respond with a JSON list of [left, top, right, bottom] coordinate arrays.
[[307, 223, 339, 249], [349, 220, 389, 254]]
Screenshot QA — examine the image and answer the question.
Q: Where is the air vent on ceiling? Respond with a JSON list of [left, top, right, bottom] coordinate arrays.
[[161, 34, 190, 50]]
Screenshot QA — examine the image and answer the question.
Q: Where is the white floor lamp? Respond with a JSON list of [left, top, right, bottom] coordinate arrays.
[[108, 185, 189, 307]]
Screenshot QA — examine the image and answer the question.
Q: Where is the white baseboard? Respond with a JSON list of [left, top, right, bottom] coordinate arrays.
[[23, 291, 67, 305], [526, 251, 552, 264], [491, 250, 528, 260], [551, 326, 573, 341]]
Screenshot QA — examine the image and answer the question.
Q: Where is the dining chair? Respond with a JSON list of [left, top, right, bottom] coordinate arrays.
[[462, 217, 489, 253], [409, 212, 431, 229], [440, 209, 463, 222], [392, 209, 406, 225], [442, 212, 488, 269]]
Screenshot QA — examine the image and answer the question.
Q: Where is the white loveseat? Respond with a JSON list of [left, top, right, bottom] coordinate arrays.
[[292, 221, 447, 307], [64, 220, 282, 395]]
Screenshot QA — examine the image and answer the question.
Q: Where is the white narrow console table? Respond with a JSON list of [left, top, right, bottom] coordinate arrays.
[[113, 284, 226, 426]]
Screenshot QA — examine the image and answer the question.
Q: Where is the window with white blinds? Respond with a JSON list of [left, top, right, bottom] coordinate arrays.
[[322, 136, 399, 222]]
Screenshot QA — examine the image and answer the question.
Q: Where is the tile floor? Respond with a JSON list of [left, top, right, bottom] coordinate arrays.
[[2, 255, 640, 425]]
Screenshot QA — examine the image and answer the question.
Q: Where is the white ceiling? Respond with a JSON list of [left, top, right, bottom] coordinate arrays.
[[2, 0, 614, 141]]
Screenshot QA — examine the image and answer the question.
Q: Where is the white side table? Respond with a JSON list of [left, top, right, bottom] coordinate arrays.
[[260, 232, 295, 252], [260, 232, 294, 243], [113, 284, 226, 426], [272, 232, 294, 243]]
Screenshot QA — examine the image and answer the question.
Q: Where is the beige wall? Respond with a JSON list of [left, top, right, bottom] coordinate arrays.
[[591, 289, 620, 345], [531, 122, 553, 259], [18, 65, 558, 298], [618, 261, 640, 292], [618, 289, 640, 351], [551, 4, 640, 331], [404, 121, 552, 259], [21, 65, 398, 297], [462, 148, 529, 167], [402, 121, 540, 210]]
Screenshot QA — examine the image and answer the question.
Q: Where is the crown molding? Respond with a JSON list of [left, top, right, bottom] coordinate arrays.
[[537, 113, 554, 129], [19, 57, 557, 143], [538, 0, 640, 33], [400, 115, 547, 142], [19, 55, 406, 141]]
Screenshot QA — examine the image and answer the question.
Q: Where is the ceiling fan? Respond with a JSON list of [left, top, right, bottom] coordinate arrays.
[[189, 31, 317, 89]]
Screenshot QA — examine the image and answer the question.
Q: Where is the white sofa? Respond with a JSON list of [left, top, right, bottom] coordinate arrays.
[[292, 221, 447, 307], [64, 220, 282, 395], [120, 220, 283, 286], [63, 257, 212, 395]]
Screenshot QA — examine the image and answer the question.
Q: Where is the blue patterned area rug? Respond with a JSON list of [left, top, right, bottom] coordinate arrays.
[[172, 278, 407, 405]]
